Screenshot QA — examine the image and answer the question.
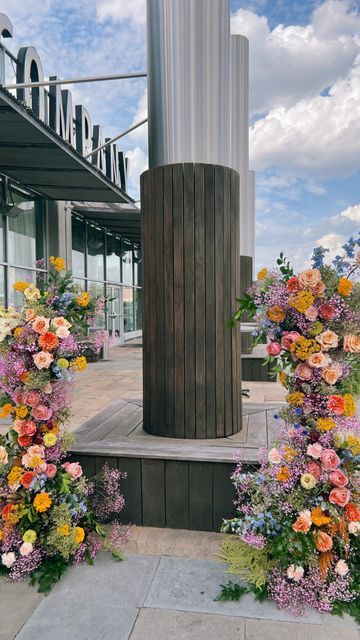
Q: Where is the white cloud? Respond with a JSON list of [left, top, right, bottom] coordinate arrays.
[[125, 146, 148, 199], [96, 0, 146, 26], [337, 203, 360, 222], [231, 0, 360, 115], [127, 89, 148, 145], [315, 232, 347, 260]]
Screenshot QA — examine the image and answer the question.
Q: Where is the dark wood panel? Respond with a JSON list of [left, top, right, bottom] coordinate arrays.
[[194, 165, 206, 438], [117, 457, 143, 525], [214, 165, 225, 437], [183, 164, 196, 439], [189, 463, 213, 531], [212, 462, 236, 531], [173, 164, 185, 438], [204, 165, 216, 438], [155, 166, 166, 436], [165, 460, 189, 529], [163, 165, 175, 437], [142, 459, 166, 527], [223, 168, 233, 435]]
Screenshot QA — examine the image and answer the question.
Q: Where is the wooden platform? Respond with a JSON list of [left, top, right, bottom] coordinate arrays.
[[70, 400, 282, 532]]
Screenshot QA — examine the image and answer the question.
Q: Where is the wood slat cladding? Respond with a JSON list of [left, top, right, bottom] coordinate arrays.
[[141, 163, 242, 438]]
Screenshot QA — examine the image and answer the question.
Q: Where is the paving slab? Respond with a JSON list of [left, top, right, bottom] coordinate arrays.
[[0, 578, 44, 640], [15, 600, 139, 640], [245, 618, 359, 640], [144, 556, 323, 624], [129, 608, 245, 639]]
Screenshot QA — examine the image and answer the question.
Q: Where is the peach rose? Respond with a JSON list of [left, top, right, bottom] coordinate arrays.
[[295, 363, 313, 381], [45, 463, 57, 478], [55, 326, 70, 339], [322, 364, 342, 385], [22, 444, 45, 468], [307, 352, 331, 368], [292, 515, 311, 533], [298, 269, 322, 291], [316, 330, 339, 351], [25, 309, 36, 322], [343, 334, 360, 353], [0, 445, 8, 465], [52, 317, 71, 329], [329, 470, 349, 488], [32, 316, 50, 334], [312, 280, 326, 297], [329, 487, 351, 507], [281, 332, 301, 350], [62, 461, 83, 479], [32, 404, 53, 421], [25, 390, 41, 407], [321, 449, 340, 471], [304, 306, 318, 321], [315, 531, 333, 552], [307, 443, 323, 459], [12, 419, 25, 434], [33, 351, 54, 369], [20, 420, 37, 437]]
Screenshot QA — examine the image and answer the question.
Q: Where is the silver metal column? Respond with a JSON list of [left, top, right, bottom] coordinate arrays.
[[247, 170, 256, 271], [147, 0, 231, 167]]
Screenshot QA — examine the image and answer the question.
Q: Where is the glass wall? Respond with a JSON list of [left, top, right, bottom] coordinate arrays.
[[71, 213, 142, 338]]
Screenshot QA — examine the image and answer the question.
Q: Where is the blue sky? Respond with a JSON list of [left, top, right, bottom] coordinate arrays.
[[1, 0, 359, 271]]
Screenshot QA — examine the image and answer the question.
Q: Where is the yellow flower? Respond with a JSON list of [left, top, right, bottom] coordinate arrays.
[[286, 392, 305, 407], [317, 417, 335, 432], [23, 284, 41, 301], [277, 466, 291, 482], [75, 526, 85, 544], [57, 524, 70, 536], [43, 433, 57, 448], [0, 529, 3, 541], [14, 327, 25, 339], [33, 492, 52, 513], [279, 371, 287, 387], [13, 281, 29, 292], [28, 455, 44, 469], [76, 291, 91, 307], [283, 446, 298, 461], [346, 436, 360, 456], [7, 466, 23, 486], [15, 405, 28, 419], [290, 336, 320, 361], [311, 507, 331, 527], [338, 277, 353, 297], [344, 393, 356, 418], [49, 256, 66, 272], [257, 268, 268, 281], [268, 306, 286, 322], [71, 356, 87, 372], [0, 403, 13, 419], [23, 529, 37, 543], [57, 358, 69, 369], [300, 473, 317, 490], [289, 290, 315, 313]]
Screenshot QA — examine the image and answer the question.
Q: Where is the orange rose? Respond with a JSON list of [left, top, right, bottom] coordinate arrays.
[[343, 334, 360, 353], [345, 503, 360, 522], [38, 332, 59, 351], [322, 364, 342, 385], [292, 515, 311, 533], [21, 471, 35, 489], [315, 531, 333, 552], [25, 309, 36, 322]]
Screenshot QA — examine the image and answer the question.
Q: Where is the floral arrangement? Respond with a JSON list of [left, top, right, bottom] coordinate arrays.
[[0, 257, 128, 592], [221, 236, 360, 620]]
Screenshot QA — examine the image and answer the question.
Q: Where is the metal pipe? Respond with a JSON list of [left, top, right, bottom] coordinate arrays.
[[84, 118, 148, 159], [3, 71, 147, 90]]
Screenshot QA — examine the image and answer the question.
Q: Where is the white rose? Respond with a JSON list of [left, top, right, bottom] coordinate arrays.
[[287, 564, 304, 582], [1, 552, 16, 568], [334, 559, 349, 576], [348, 522, 360, 535], [19, 542, 33, 557]]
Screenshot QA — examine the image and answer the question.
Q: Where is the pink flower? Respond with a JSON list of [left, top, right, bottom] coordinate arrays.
[[33, 351, 54, 370], [306, 462, 321, 479], [321, 449, 340, 471], [12, 419, 26, 434], [307, 352, 331, 368], [45, 463, 57, 478], [62, 462, 83, 479], [349, 522, 360, 534], [304, 306, 318, 321], [19, 542, 33, 557], [298, 269, 322, 291], [319, 303, 338, 320], [32, 404, 53, 421], [335, 559, 349, 576], [287, 565, 304, 582], [307, 443, 323, 459], [266, 342, 281, 356], [22, 445, 45, 468], [25, 390, 41, 407], [20, 421, 37, 437], [329, 470, 349, 487], [32, 316, 50, 334], [329, 488, 351, 507], [1, 552, 16, 568], [52, 317, 71, 329], [315, 330, 339, 351], [268, 448, 282, 464], [295, 363, 313, 381], [281, 332, 301, 350], [56, 326, 70, 339]]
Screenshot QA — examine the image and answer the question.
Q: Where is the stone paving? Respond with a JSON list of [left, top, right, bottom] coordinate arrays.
[[1, 527, 358, 640]]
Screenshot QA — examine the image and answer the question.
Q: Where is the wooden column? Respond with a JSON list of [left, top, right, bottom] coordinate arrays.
[[141, 163, 241, 438]]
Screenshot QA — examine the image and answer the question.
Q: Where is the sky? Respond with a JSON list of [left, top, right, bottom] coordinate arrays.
[[1, 0, 359, 271]]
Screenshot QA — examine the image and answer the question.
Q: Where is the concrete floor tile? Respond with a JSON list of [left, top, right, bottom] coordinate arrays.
[[245, 618, 359, 640], [144, 557, 322, 624], [130, 608, 245, 640], [16, 601, 138, 640], [0, 578, 44, 640]]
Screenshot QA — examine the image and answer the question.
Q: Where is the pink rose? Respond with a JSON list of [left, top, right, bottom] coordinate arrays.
[[329, 470, 349, 488], [25, 391, 41, 407], [19, 542, 33, 557], [329, 488, 351, 507], [349, 522, 360, 534], [307, 352, 331, 368], [281, 332, 301, 350], [33, 351, 54, 370], [266, 342, 281, 356], [287, 565, 304, 582], [307, 443, 323, 459], [62, 462, 83, 479], [335, 559, 349, 576], [268, 448, 282, 464], [45, 463, 57, 478], [32, 404, 53, 421], [295, 363, 313, 381], [304, 306, 318, 321], [312, 281, 326, 297], [56, 326, 70, 339], [20, 421, 37, 437], [306, 462, 321, 479], [32, 316, 50, 334], [321, 449, 340, 471]]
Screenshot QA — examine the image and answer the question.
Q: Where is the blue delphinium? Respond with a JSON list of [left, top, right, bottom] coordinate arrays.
[[311, 245, 328, 269]]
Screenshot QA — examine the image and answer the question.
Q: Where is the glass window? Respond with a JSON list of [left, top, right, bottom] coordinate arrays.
[[122, 240, 133, 286], [8, 268, 36, 308], [134, 288, 142, 330], [123, 286, 134, 332], [87, 281, 105, 329], [72, 216, 85, 278], [133, 247, 142, 287], [8, 197, 36, 267], [87, 224, 104, 281], [106, 232, 121, 282]]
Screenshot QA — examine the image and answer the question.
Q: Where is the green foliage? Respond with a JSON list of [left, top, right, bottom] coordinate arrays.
[[229, 293, 257, 327], [339, 359, 360, 397], [276, 252, 294, 280], [219, 537, 275, 588], [215, 580, 248, 601], [30, 556, 69, 593]]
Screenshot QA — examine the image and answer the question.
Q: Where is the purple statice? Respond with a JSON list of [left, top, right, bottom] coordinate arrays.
[[240, 532, 266, 549], [107, 521, 132, 547], [92, 465, 126, 521], [90, 330, 107, 354], [7, 547, 44, 581], [44, 441, 66, 463], [58, 333, 79, 355], [1, 527, 22, 553], [268, 567, 331, 616], [74, 533, 103, 564]]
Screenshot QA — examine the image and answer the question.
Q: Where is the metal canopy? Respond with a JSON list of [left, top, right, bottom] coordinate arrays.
[[72, 201, 142, 243], [0, 88, 134, 204]]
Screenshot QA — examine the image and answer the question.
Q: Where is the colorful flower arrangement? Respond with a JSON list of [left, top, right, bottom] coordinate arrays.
[[0, 258, 128, 592], [221, 236, 360, 620]]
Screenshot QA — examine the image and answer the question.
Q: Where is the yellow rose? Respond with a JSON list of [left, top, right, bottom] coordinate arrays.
[[43, 433, 57, 447]]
